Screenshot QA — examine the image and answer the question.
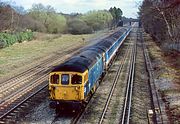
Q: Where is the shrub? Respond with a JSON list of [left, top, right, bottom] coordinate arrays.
[[68, 19, 92, 34], [81, 10, 113, 31], [46, 14, 67, 34], [0, 31, 34, 48]]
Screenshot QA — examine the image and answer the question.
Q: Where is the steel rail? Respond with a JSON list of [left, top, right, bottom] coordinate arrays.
[[0, 46, 80, 102], [0, 45, 82, 122], [121, 39, 136, 124], [0, 45, 81, 89], [140, 30, 166, 123], [71, 29, 131, 124], [71, 43, 131, 124], [0, 74, 48, 105], [0, 83, 48, 120], [98, 44, 131, 124]]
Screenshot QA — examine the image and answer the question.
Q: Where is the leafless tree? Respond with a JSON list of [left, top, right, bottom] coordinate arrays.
[[139, 0, 180, 51]]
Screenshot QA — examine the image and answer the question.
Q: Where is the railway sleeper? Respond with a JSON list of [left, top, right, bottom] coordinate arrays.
[[13, 110, 20, 113], [20, 105, 27, 108], [9, 112, 16, 116], [3, 119, 16, 124], [0, 121, 5, 124], [4, 115, 13, 119], [16, 107, 23, 111]]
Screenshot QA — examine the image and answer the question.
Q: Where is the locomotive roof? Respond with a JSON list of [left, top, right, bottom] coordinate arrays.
[[86, 46, 105, 54], [52, 28, 129, 73], [90, 43, 108, 51], [79, 49, 101, 59], [97, 39, 114, 49], [111, 31, 123, 39], [52, 49, 101, 73], [52, 57, 90, 73]]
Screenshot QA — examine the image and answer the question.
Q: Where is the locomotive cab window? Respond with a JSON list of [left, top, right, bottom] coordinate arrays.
[[50, 74, 59, 84], [71, 74, 82, 84], [61, 74, 69, 85]]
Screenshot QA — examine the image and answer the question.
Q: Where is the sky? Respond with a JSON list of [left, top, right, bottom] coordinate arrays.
[[3, 0, 143, 18]]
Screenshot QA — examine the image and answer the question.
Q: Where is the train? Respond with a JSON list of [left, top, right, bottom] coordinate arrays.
[[48, 27, 132, 111]]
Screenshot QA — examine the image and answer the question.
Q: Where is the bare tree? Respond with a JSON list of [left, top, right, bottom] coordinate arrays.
[[139, 0, 180, 51]]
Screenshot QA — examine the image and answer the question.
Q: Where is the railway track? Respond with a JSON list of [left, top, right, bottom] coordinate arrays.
[[6, 25, 167, 124], [0, 45, 81, 99], [141, 29, 168, 123], [0, 44, 83, 123], [0, 27, 130, 124], [51, 25, 160, 124], [71, 25, 138, 124], [98, 36, 136, 124], [73, 34, 134, 124], [0, 82, 47, 124], [41, 28, 131, 124], [72, 46, 132, 124], [120, 38, 136, 124], [50, 44, 130, 124], [98, 43, 133, 124]]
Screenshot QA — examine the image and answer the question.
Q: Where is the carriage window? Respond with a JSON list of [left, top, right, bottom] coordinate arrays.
[[71, 74, 82, 84], [61, 74, 69, 85], [50, 74, 59, 84]]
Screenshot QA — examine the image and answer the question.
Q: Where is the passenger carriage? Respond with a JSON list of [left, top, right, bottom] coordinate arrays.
[[49, 27, 132, 110]]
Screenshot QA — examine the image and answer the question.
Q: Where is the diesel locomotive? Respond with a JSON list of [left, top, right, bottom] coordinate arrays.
[[49, 27, 132, 110]]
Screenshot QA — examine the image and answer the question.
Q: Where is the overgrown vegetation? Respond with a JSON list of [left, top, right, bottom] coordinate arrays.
[[0, 1, 123, 35], [0, 33, 95, 77], [0, 31, 33, 48], [0, 1, 124, 48], [109, 7, 123, 27], [28, 3, 67, 33], [67, 18, 92, 34], [81, 10, 113, 31], [139, 0, 180, 51]]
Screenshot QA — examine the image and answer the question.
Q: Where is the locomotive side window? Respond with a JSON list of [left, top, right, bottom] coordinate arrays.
[[61, 74, 69, 85], [51, 74, 59, 84], [71, 74, 82, 84]]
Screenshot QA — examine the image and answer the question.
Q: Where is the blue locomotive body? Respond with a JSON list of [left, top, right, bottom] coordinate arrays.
[[84, 56, 104, 96], [49, 27, 132, 108]]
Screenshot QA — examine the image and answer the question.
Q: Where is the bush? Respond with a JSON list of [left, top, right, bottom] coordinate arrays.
[[19, 15, 47, 32], [46, 14, 67, 34], [68, 19, 92, 34], [81, 10, 113, 31], [28, 4, 67, 34], [0, 31, 33, 48]]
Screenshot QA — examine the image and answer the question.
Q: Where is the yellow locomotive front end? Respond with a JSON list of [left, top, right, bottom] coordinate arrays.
[[49, 70, 88, 103], [48, 56, 90, 110]]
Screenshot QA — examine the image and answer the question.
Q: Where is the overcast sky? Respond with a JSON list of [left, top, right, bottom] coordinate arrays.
[[3, 0, 142, 18]]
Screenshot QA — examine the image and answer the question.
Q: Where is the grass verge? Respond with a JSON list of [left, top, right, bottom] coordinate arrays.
[[0, 33, 98, 78]]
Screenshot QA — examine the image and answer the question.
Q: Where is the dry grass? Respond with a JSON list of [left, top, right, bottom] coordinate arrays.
[[0, 33, 97, 77], [144, 33, 180, 123], [144, 34, 178, 82]]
